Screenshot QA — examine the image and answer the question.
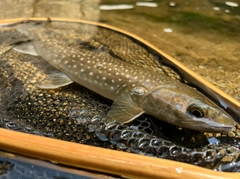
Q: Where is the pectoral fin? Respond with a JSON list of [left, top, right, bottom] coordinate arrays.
[[107, 89, 144, 123], [13, 42, 39, 56], [39, 71, 73, 89]]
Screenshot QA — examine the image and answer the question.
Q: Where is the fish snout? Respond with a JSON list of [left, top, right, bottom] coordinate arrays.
[[213, 111, 236, 127]]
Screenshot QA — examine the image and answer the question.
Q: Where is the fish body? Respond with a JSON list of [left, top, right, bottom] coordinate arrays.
[[14, 22, 236, 132]]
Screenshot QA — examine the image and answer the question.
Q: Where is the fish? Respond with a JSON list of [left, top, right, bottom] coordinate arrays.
[[13, 21, 236, 133]]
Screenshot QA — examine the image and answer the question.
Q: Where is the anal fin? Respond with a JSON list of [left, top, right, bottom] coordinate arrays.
[[39, 71, 73, 89]]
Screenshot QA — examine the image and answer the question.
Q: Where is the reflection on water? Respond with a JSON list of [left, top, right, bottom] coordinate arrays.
[[135, 2, 158, 7], [100, 4, 134, 10], [225, 1, 239, 7], [163, 28, 173, 33]]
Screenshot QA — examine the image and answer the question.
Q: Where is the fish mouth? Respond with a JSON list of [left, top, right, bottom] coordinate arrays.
[[195, 120, 235, 133], [208, 125, 233, 133], [180, 118, 235, 133]]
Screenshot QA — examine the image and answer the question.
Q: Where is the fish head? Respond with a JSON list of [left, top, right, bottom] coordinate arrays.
[[142, 86, 236, 133]]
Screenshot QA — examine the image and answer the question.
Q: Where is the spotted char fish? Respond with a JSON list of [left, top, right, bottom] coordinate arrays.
[[13, 22, 236, 132]]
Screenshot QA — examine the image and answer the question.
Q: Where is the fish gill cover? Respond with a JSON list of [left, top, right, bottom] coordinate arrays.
[[0, 20, 240, 174]]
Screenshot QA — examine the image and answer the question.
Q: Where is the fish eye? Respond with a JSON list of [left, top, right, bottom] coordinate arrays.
[[187, 104, 204, 118]]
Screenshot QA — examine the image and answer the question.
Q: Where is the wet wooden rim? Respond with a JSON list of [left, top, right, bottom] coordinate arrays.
[[0, 128, 239, 179], [0, 18, 240, 179]]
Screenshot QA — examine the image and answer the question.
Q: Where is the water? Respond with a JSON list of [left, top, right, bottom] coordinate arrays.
[[99, 0, 240, 102], [0, 151, 118, 179]]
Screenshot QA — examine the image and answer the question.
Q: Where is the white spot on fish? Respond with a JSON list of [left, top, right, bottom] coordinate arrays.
[[64, 60, 68, 64], [102, 77, 106, 80], [96, 63, 102, 68], [68, 65, 71, 68], [80, 58, 84, 61], [89, 72, 93, 76], [111, 79, 115, 83], [126, 74, 129, 78], [104, 83, 108, 86], [73, 65, 77, 68], [87, 60, 90, 63], [110, 86, 114, 90], [80, 69, 84, 72]]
